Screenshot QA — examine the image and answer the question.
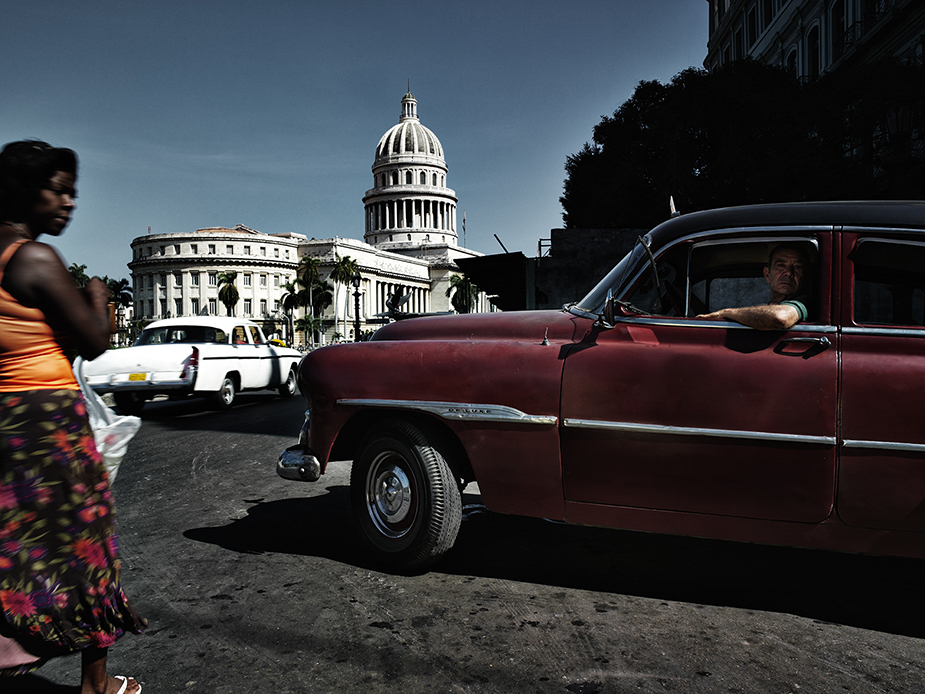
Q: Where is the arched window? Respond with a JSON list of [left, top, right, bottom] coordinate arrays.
[[391, 172, 398, 185], [407, 234, 411, 241], [832, 0, 846, 61], [420, 172, 426, 185], [807, 25, 820, 78], [432, 173, 437, 185], [786, 48, 798, 79], [405, 171, 412, 185]]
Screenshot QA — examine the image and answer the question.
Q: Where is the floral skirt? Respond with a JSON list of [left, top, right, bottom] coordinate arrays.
[[0, 389, 145, 675]]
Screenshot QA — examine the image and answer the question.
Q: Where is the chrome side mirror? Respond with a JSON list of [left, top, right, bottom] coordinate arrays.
[[598, 289, 616, 329]]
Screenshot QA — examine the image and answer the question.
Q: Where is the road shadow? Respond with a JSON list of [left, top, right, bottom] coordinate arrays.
[[122, 390, 304, 437], [184, 487, 925, 638], [4, 673, 77, 693]]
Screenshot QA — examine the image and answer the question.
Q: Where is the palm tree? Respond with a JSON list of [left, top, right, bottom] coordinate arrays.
[[446, 274, 480, 314], [217, 271, 239, 316], [294, 315, 325, 341], [297, 256, 322, 347], [329, 255, 359, 338], [106, 277, 134, 346], [107, 277, 133, 308], [280, 280, 301, 344], [69, 263, 90, 288]]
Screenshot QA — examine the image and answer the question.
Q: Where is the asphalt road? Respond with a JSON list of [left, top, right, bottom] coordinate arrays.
[[13, 391, 925, 693]]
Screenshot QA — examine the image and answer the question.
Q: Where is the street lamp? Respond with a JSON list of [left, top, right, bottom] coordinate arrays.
[[351, 271, 362, 342]]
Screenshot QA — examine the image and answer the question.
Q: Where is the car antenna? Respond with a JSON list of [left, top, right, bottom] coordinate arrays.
[[669, 196, 681, 218]]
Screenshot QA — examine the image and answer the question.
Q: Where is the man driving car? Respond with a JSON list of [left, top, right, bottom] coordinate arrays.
[[696, 243, 810, 330]]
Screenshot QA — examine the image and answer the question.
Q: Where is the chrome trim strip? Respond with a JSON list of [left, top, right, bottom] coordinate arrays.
[[691, 233, 823, 249], [843, 439, 925, 453], [842, 326, 925, 338], [337, 398, 558, 425], [563, 418, 836, 446], [619, 317, 837, 333]]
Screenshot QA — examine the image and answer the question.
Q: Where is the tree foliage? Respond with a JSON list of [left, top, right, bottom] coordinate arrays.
[[217, 271, 239, 316], [329, 255, 359, 337], [69, 263, 89, 287], [446, 274, 480, 314], [561, 58, 925, 230]]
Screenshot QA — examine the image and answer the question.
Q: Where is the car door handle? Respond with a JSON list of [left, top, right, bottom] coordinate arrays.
[[776, 335, 831, 357]]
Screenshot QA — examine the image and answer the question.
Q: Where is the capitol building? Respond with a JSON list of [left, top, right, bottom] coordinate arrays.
[[128, 90, 487, 343]]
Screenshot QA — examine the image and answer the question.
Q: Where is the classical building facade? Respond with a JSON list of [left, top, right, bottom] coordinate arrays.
[[127, 90, 486, 344], [128, 225, 303, 338], [705, 0, 925, 77]]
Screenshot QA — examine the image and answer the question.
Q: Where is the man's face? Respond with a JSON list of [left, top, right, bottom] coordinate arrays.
[[764, 248, 805, 301]]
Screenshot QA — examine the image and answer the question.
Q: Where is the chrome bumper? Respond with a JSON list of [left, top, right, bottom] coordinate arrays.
[[277, 445, 322, 482], [276, 408, 320, 482]]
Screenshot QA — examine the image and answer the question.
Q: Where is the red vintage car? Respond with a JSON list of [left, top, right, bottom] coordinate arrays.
[[278, 202, 925, 571]]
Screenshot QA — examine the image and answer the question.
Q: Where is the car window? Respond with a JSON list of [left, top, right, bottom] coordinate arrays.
[[618, 236, 819, 319], [621, 242, 690, 315], [689, 238, 819, 319], [248, 326, 264, 344], [136, 325, 229, 345], [232, 326, 249, 344], [852, 239, 925, 326]]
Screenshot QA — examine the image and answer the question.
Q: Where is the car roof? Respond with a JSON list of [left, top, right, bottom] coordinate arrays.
[[143, 317, 260, 330], [649, 201, 925, 248]]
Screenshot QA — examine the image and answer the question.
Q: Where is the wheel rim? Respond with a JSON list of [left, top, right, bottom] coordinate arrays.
[[365, 452, 416, 538], [220, 380, 234, 405]]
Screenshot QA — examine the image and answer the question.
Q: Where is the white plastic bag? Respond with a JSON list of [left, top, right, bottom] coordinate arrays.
[[73, 356, 141, 484]]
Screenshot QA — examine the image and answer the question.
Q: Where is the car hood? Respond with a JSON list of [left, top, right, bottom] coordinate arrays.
[[370, 309, 590, 344]]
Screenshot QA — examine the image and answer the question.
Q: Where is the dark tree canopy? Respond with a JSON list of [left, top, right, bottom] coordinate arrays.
[[561, 58, 925, 230]]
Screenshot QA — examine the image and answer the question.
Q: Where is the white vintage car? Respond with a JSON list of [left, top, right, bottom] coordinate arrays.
[[83, 317, 302, 414]]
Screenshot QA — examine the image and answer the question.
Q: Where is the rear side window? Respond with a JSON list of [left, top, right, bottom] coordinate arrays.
[[852, 239, 925, 326]]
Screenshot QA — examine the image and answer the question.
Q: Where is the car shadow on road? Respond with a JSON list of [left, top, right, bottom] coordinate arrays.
[[125, 391, 303, 436], [184, 487, 924, 639]]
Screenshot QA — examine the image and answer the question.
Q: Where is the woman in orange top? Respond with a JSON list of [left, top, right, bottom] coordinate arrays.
[[0, 141, 145, 694]]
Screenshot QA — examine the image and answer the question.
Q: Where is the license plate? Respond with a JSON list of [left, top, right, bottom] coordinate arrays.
[[128, 373, 147, 381]]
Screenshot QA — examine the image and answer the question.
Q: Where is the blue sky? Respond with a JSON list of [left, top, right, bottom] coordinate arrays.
[[1, 1, 708, 280]]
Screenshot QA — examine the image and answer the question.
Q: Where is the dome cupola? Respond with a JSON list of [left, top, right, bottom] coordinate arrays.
[[364, 90, 458, 248], [374, 91, 445, 167]]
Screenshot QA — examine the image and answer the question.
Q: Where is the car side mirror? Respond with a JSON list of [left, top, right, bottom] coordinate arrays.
[[602, 290, 616, 327]]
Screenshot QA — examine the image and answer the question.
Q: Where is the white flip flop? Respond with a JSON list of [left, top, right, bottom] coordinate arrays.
[[114, 675, 142, 694]]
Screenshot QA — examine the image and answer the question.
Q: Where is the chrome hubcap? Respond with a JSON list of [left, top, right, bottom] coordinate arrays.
[[368, 455, 413, 538]]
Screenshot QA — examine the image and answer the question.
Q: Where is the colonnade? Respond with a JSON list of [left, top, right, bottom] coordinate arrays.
[[366, 198, 456, 234]]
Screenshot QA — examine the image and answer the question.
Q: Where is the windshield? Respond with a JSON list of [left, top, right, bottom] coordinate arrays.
[[572, 238, 651, 315], [136, 325, 228, 345]]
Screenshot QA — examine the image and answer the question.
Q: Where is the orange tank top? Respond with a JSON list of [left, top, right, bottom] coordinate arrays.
[[0, 239, 78, 391]]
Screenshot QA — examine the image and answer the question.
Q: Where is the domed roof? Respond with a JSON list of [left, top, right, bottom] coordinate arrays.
[[374, 91, 445, 166]]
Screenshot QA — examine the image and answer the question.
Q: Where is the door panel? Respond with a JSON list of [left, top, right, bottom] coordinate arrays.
[[560, 320, 837, 522], [838, 233, 925, 532]]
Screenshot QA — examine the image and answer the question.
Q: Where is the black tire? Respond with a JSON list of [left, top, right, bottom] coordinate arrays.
[[114, 391, 146, 416], [213, 375, 236, 409], [278, 367, 298, 398], [350, 418, 462, 572]]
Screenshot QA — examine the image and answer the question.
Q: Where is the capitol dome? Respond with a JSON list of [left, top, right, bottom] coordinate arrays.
[[374, 91, 445, 166], [364, 90, 458, 248]]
